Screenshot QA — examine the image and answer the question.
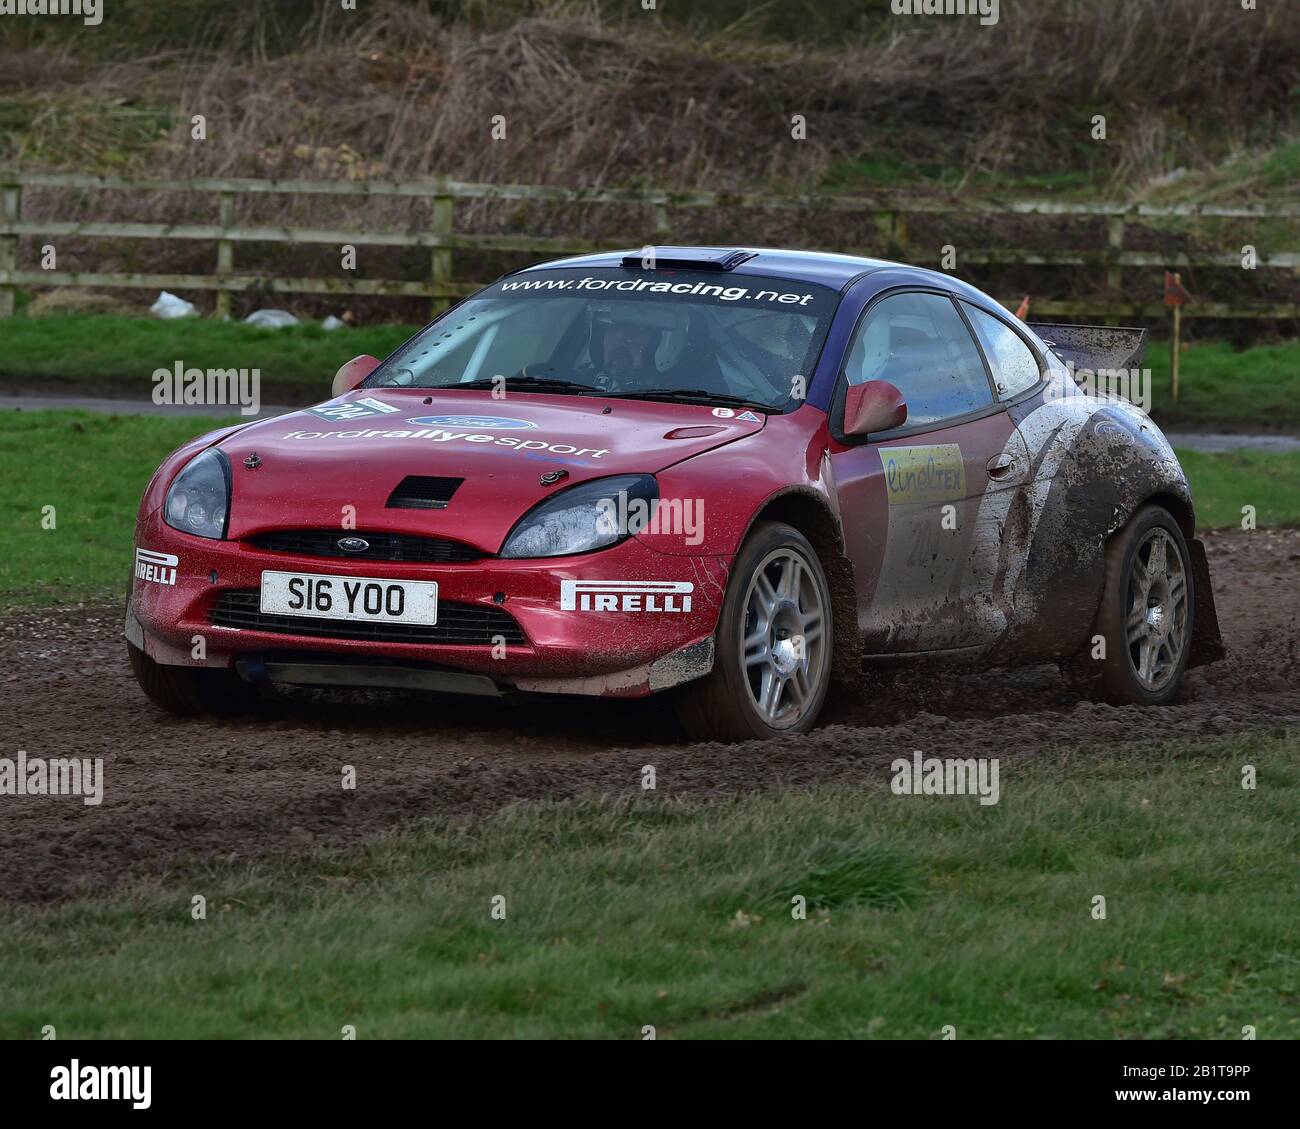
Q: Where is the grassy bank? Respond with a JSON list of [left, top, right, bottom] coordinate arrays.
[[1177, 449, 1300, 530], [0, 731, 1295, 1039], [1144, 340, 1300, 432], [1, 1, 1294, 327], [1, 409, 1298, 609], [0, 316, 416, 403], [0, 411, 242, 607], [6, 1, 1290, 190]]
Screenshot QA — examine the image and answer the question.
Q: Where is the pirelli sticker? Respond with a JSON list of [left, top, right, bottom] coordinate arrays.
[[880, 444, 965, 505]]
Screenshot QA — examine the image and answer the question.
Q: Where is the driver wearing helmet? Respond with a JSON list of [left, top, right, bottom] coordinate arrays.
[[578, 306, 663, 389], [602, 317, 659, 382]]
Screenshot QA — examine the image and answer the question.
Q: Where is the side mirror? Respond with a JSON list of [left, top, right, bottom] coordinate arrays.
[[332, 354, 381, 398], [844, 379, 907, 437]]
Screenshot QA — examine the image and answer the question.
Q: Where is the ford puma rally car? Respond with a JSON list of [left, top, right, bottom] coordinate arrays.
[[127, 247, 1223, 741]]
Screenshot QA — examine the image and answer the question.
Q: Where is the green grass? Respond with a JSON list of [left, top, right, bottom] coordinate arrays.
[[0, 411, 241, 607], [0, 314, 417, 399], [0, 732, 1295, 1039], [1178, 449, 1300, 530], [1, 410, 1297, 609], [1145, 340, 1300, 431], [0, 95, 174, 168], [1255, 140, 1300, 191], [1142, 139, 1300, 208]]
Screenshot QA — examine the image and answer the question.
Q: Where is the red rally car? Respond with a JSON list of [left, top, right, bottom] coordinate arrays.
[[127, 247, 1223, 741]]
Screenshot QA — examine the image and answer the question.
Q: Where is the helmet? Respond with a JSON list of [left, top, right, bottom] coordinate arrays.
[[590, 302, 689, 373]]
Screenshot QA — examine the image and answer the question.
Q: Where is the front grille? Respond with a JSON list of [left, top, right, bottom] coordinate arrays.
[[249, 529, 481, 563], [210, 590, 525, 646], [387, 475, 463, 509]]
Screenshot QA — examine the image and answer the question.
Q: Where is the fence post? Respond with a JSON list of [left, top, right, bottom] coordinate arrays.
[[873, 209, 909, 261], [893, 211, 910, 262], [1105, 214, 1125, 326], [652, 197, 670, 243], [215, 189, 235, 319], [0, 182, 21, 319], [430, 186, 454, 317]]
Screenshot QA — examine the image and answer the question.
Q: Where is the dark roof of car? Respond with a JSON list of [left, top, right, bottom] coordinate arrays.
[[516, 246, 912, 291]]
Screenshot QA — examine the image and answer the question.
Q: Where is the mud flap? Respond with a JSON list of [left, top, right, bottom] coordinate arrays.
[[1188, 538, 1225, 667]]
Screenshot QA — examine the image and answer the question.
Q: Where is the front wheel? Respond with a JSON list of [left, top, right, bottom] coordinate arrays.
[[674, 521, 833, 742], [127, 642, 260, 716]]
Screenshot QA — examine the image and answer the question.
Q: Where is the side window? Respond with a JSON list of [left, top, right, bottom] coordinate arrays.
[[844, 292, 993, 428], [963, 303, 1042, 399]]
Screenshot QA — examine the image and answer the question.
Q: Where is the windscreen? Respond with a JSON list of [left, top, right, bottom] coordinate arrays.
[[363, 267, 841, 410]]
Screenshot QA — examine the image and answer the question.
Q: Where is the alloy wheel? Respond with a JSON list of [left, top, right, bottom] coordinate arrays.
[[1124, 527, 1189, 692], [739, 547, 827, 727]]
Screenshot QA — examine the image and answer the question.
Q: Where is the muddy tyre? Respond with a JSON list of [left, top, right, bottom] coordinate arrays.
[[1078, 503, 1195, 706], [127, 642, 259, 717], [674, 521, 833, 743]]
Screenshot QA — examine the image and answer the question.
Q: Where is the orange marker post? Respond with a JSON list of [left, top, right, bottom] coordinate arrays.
[[1163, 271, 1192, 405]]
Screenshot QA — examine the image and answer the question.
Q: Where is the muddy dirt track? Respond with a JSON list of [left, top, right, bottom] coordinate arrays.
[[3, 529, 1298, 903]]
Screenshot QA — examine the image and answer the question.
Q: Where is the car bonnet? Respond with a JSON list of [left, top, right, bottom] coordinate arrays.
[[214, 388, 767, 552]]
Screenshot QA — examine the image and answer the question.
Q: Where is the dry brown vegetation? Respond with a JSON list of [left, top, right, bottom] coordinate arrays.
[[5, 0, 1295, 188], [1, 0, 1295, 321]]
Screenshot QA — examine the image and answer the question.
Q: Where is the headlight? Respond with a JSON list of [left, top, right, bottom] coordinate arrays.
[[499, 474, 658, 559], [163, 449, 231, 540]]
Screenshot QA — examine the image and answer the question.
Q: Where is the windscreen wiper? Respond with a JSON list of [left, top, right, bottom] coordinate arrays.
[[451, 376, 601, 394], [601, 388, 774, 413]]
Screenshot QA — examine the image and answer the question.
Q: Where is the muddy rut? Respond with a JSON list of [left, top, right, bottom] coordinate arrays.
[[2, 528, 1297, 903]]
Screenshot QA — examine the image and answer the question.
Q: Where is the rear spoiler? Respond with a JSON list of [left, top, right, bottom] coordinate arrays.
[[1026, 323, 1147, 372]]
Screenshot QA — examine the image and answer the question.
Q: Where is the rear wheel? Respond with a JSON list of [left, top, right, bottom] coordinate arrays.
[[1070, 504, 1194, 706], [674, 521, 833, 742], [127, 642, 259, 716]]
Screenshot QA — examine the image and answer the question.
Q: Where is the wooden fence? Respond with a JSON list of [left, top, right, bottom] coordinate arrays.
[[1, 170, 1297, 320]]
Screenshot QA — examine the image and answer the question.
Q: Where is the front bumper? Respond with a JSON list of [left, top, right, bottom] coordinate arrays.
[[127, 509, 729, 698]]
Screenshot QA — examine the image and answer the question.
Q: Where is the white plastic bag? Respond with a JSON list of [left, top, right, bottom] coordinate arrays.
[[244, 308, 299, 329], [149, 291, 198, 319]]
